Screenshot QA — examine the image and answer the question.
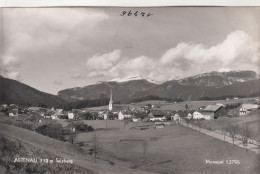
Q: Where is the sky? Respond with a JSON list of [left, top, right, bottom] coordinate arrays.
[[0, 7, 259, 94]]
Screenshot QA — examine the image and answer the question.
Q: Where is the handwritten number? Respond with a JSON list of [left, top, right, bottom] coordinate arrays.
[[147, 13, 153, 17], [128, 10, 132, 16], [121, 10, 153, 17], [134, 11, 138, 17], [120, 11, 126, 16]]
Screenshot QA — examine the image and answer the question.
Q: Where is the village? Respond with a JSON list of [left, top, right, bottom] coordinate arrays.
[[1, 92, 260, 140], [1, 94, 260, 174]]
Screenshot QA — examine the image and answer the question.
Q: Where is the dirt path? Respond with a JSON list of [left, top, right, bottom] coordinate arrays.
[[180, 122, 259, 154], [0, 122, 155, 174]]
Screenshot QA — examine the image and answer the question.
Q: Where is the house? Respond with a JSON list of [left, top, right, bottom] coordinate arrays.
[[238, 104, 260, 115], [186, 113, 192, 119], [8, 109, 18, 117], [200, 105, 225, 119], [171, 113, 181, 123], [112, 105, 132, 120], [0, 104, 8, 112], [118, 111, 132, 120], [193, 111, 204, 119], [133, 117, 141, 123], [51, 115, 59, 120], [148, 110, 166, 121], [68, 113, 74, 119], [103, 113, 108, 120]]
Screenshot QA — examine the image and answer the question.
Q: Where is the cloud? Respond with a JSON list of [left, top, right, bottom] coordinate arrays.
[[7, 72, 20, 80], [2, 8, 109, 81], [54, 79, 63, 85], [0, 55, 21, 80], [2, 8, 109, 60], [81, 31, 259, 82], [85, 50, 122, 77]]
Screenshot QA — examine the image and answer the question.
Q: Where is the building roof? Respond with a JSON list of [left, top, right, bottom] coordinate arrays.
[[202, 105, 223, 112], [112, 105, 131, 113], [240, 104, 260, 110], [150, 110, 164, 117]]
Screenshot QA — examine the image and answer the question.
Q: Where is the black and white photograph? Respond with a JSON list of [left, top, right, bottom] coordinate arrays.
[[0, 5, 259, 174]]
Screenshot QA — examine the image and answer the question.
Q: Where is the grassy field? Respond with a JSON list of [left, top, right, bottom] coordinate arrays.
[[75, 120, 260, 174], [201, 114, 260, 141]]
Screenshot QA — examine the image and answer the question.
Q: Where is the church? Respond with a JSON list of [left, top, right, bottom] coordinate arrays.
[[108, 90, 132, 120]]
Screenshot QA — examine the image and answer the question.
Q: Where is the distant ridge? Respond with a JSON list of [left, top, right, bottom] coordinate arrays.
[[58, 70, 260, 103], [0, 76, 65, 107]]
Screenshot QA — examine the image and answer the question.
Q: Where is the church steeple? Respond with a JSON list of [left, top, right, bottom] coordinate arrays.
[[109, 89, 113, 111]]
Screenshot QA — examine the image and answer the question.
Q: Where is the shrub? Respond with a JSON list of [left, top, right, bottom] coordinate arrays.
[[87, 126, 94, 132]]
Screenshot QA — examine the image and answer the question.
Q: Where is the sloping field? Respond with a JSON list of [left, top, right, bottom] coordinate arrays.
[[0, 122, 155, 174], [202, 114, 260, 141], [76, 123, 260, 174]]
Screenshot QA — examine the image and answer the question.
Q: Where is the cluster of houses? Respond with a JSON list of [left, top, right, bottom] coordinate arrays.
[[1, 94, 259, 124]]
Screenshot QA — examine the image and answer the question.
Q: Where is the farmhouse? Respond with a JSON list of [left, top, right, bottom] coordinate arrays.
[[201, 105, 225, 119], [238, 104, 260, 115], [148, 110, 166, 121]]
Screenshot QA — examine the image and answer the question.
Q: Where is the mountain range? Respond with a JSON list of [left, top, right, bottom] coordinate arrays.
[[0, 70, 259, 107], [58, 70, 260, 103]]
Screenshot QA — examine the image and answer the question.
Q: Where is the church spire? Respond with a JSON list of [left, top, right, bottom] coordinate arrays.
[[109, 89, 113, 111]]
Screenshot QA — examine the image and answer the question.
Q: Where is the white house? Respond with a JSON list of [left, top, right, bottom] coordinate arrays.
[[68, 113, 74, 119], [186, 113, 192, 119], [193, 111, 204, 119], [51, 115, 59, 120], [118, 111, 132, 120], [171, 114, 181, 123], [111, 105, 132, 120], [239, 104, 259, 115]]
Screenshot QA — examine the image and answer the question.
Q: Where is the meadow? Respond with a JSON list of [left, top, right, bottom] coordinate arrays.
[[75, 120, 260, 174]]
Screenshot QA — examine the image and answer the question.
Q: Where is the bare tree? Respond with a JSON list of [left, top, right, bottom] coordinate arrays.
[[242, 123, 251, 151], [226, 124, 238, 145], [68, 122, 77, 144]]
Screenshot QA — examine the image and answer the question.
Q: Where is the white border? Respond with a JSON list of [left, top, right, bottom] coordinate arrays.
[[0, 0, 260, 7]]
